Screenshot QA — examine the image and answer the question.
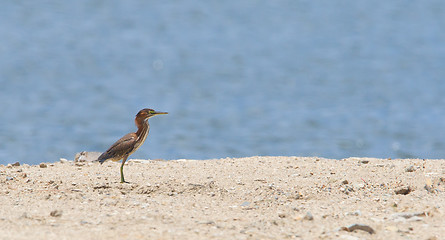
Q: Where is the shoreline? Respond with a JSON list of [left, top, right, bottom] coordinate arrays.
[[1, 156, 444, 239]]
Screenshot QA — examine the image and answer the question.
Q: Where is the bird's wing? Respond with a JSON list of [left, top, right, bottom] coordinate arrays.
[[98, 133, 137, 163]]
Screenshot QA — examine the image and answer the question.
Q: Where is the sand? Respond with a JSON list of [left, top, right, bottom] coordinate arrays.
[[1, 156, 444, 240]]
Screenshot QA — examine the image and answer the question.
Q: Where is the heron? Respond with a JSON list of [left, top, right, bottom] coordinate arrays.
[[98, 108, 167, 183]]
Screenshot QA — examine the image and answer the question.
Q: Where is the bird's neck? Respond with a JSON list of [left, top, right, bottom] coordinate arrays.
[[135, 118, 150, 138]]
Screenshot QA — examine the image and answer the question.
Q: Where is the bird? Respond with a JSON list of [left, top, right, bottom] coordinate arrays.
[[98, 108, 167, 183]]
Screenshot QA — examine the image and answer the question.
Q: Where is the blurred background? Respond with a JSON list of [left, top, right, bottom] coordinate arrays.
[[1, 1, 445, 165]]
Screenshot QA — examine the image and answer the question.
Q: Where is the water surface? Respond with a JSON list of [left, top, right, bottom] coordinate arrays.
[[1, 1, 445, 164]]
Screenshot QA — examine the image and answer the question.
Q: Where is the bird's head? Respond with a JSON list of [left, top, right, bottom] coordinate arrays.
[[136, 108, 168, 120]]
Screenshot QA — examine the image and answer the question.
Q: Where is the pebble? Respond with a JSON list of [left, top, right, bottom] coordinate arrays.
[[39, 163, 47, 168], [240, 201, 250, 207], [405, 165, 415, 172], [303, 211, 314, 221], [346, 210, 361, 216], [424, 183, 436, 193], [394, 186, 412, 195], [12, 162, 20, 167], [50, 210, 63, 217], [6, 176, 13, 181]]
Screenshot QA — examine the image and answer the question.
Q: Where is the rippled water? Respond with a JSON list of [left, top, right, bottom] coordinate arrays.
[[1, 1, 445, 165]]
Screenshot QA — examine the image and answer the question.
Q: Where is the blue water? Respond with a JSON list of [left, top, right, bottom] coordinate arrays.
[[1, 1, 445, 165]]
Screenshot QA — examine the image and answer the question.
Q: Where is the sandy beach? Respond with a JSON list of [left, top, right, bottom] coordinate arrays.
[[1, 156, 444, 240]]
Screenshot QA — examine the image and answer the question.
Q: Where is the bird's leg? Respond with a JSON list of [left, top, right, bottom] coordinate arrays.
[[120, 156, 129, 183]]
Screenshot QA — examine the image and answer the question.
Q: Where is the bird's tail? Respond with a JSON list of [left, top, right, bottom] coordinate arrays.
[[93, 158, 105, 164], [97, 153, 108, 164], [97, 158, 107, 164]]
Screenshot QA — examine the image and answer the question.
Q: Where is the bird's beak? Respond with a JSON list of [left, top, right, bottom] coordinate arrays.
[[153, 111, 168, 115]]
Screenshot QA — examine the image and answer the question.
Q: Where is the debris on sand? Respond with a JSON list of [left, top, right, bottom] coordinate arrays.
[[341, 223, 375, 234], [303, 212, 314, 221], [395, 186, 412, 195], [50, 210, 63, 217]]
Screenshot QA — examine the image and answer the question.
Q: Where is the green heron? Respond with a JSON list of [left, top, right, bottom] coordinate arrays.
[[98, 108, 167, 183]]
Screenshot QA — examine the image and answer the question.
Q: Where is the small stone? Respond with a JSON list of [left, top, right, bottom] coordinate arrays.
[[424, 184, 436, 194], [59, 158, 68, 163], [278, 213, 286, 218], [405, 165, 415, 172], [360, 160, 369, 164], [39, 163, 47, 168], [12, 162, 20, 167], [342, 180, 349, 185], [303, 211, 314, 221], [6, 176, 13, 181], [50, 210, 62, 217], [395, 186, 412, 195], [240, 201, 250, 207], [346, 210, 361, 216]]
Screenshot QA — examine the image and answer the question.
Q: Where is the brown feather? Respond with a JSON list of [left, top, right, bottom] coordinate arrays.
[[98, 133, 137, 163]]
